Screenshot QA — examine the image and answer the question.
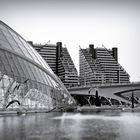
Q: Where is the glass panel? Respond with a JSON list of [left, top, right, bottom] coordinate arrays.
[[28, 44, 43, 63], [27, 65, 38, 83], [5, 37, 23, 55], [2, 29, 25, 56], [26, 62, 36, 81], [19, 38, 41, 64], [11, 54, 26, 78], [51, 79, 59, 88], [44, 74, 53, 87], [41, 72, 49, 86], [9, 30, 33, 60], [0, 51, 13, 77], [18, 57, 31, 80], [35, 51, 53, 73], [29, 64, 39, 82], [33, 66, 49, 85], [26, 43, 54, 74], [0, 23, 8, 31], [42, 60, 53, 73], [43, 85, 49, 97], [50, 77, 58, 88], [47, 75, 54, 88], [8, 30, 22, 45], [50, 78, 56, 88], [33, 66, 43, 83], [0, 39, 13, 50], [19, 37, 29, 48], [2, 29, 13, 39], [5, 51, 20, 77], [0, 30, 8, 42], [38, 69, 46, 84], [25, 42, 41, 64], [0, 56, 6, 74]]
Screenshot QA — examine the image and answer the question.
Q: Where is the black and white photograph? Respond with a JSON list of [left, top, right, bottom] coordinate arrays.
[[0, 0, 140, 140]]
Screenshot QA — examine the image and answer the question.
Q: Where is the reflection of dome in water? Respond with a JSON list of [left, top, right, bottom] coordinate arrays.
[[0, 20, 74, 110]]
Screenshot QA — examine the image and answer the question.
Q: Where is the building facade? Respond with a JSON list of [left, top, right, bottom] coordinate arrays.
[[79, 45, 130, 86], [30, 42, 78, 88], [0, 20, 75, 110]]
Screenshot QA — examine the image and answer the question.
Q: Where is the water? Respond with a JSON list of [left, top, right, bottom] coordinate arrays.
[[0, 112, 140, 140]]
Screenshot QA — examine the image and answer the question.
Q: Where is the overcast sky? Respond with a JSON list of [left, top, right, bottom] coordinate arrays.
[[0, 0, 140, 82]]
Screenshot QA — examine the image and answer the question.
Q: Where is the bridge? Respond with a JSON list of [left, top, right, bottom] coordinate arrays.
[[68, 82, 140, 106]]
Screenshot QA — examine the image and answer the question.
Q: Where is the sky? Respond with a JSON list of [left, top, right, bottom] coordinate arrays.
[[0, 0, 140, 82]]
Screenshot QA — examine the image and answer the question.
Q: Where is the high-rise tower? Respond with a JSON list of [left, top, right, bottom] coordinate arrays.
[[79, 45, 130, 86], [31, 42, 78, 88]]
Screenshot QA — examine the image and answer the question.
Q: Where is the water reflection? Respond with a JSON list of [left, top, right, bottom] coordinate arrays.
[[54, 113, 120, 140], [53, 112, 140, 140], [0, 112, 140, 140]]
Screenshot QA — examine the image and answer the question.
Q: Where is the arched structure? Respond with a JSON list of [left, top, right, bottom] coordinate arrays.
[[69, 83, 140, 106], [0, 20, 75, 110]]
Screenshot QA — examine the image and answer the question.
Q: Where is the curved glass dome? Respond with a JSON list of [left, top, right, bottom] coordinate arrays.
[[0, 20, 75, 110]]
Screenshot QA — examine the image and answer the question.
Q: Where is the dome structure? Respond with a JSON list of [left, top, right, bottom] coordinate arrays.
[[0, 20, 75, 110]]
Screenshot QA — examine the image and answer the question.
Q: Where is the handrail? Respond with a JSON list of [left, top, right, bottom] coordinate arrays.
[[68, 82, 140, 90]]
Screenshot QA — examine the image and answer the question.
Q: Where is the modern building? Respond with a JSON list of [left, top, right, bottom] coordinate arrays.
[[30, 42, 78, 88], [79, 44, 130, 86], [0, 20, 75, 110]]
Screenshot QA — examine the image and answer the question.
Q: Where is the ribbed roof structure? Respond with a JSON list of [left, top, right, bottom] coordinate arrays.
[[0, 21, 74, 110]]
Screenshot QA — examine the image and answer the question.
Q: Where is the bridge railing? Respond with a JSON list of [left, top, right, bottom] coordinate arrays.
[[68, 82, 140, 89]]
